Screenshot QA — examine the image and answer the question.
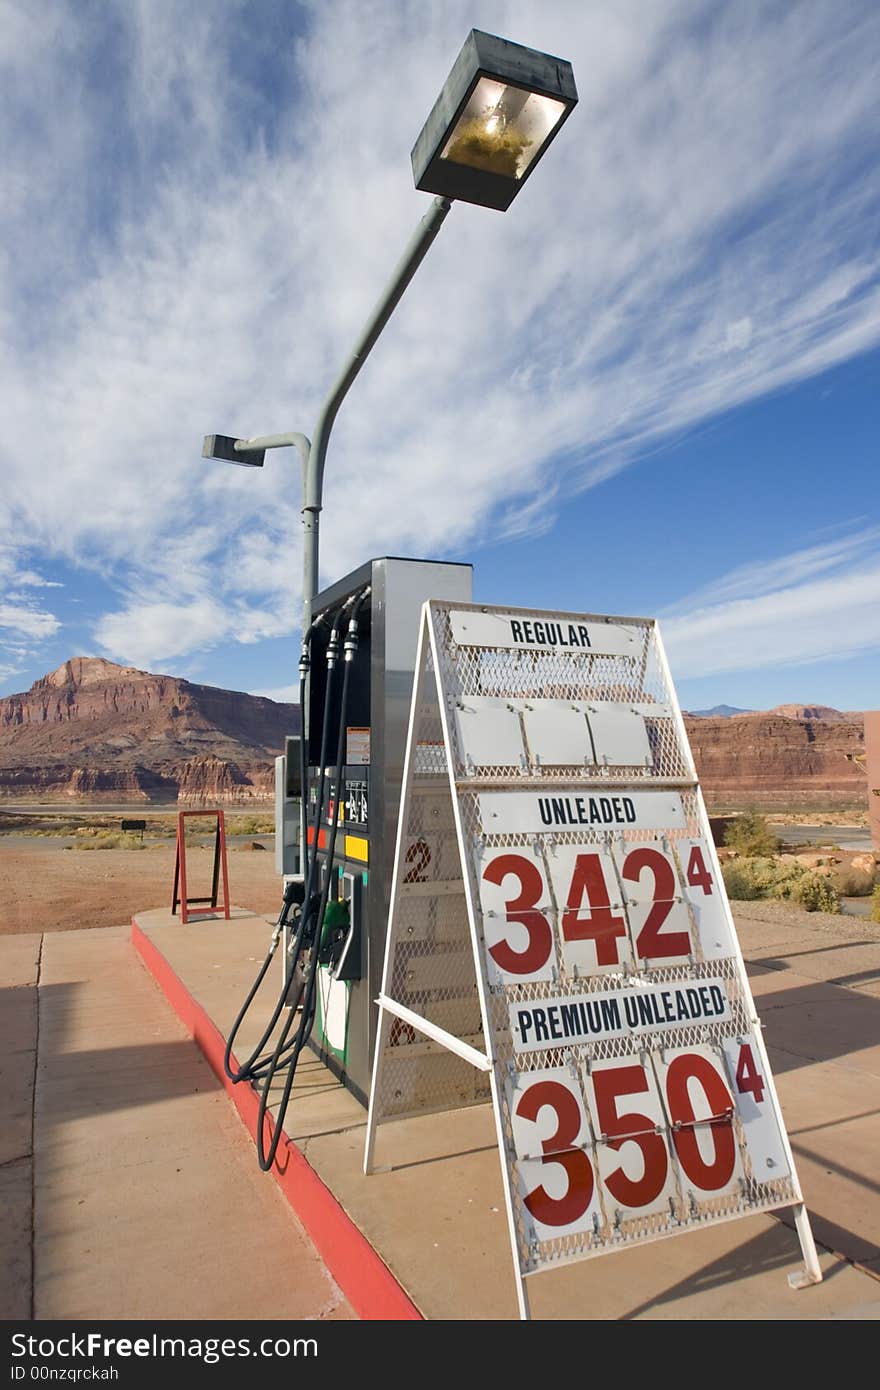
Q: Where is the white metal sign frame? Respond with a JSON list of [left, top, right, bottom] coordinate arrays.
[[364, 599, 822, 1319]]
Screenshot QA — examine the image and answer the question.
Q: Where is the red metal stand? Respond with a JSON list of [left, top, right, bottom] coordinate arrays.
[[172, 810, 231, 923]]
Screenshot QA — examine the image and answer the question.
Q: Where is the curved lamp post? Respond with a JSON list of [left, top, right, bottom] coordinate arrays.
[[203, 28, 577, 636]]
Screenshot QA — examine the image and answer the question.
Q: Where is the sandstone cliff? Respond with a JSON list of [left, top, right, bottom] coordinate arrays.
[[683, 710, 865, 808], [0, 658, 298, 804], [0, 657, 867, 809]]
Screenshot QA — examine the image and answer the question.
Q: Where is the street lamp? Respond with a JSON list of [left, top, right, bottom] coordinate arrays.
[[203, 28, 577, 632], [412, 29, 578, 211]]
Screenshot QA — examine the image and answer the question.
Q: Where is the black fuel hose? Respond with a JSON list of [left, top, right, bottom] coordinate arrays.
[[255, 588, 369, 1170], [222, 607, 338, 1086]]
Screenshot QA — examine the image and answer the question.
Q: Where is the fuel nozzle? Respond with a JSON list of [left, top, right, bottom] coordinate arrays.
[[317, 896, 351, 969], [344, 585, 370, 662]]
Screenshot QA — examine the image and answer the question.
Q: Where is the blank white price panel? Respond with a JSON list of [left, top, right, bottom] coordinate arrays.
[[522, 701, 594, 767], [656, 1045, 743, 1199], [586, 704, 652, 767], [678, 839, 738, 960], [584, 1056, 676, 1217], [721, 1034, 791, 1182], [454, 696, 524, 769], [545, 845, 633, 976], [478, 845, 557, 985], [614, 844, 693, 967]]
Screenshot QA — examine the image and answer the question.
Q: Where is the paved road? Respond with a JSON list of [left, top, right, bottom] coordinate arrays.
[[778, 824, 873, 852]]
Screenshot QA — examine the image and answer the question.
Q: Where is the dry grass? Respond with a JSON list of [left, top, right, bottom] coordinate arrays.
[[74, 830, 147, 851]]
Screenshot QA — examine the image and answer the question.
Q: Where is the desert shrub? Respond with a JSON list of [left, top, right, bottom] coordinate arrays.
[[721, 855, 838, 911], [792, 874, 840, 913], [227, 815, 274, 836], [721, 862, 763, 900], [736, 856, 803, 898], [723, 811, 780, 858], [871, 886, 880, 925], [74, 831, 145, 851]]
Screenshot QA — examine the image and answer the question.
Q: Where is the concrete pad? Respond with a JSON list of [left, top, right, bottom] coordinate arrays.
[[0, 933, 41, 1318], [748, 965, 880, 1075], [133, 908, 880, 1320], [0, 935, 40, 1167], [34, 927, 353, 1321], [0, 1157, 32, 1320], [769, 1055, 880, 1264], [732, 927, 880, 1269], [735, 910, 880, 997], [135, 910, 365, 1144], [305, 1098, 877, 1320]]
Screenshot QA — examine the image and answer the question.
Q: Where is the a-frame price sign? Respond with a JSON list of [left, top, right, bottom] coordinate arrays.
[[364, 600, 822, 1319]]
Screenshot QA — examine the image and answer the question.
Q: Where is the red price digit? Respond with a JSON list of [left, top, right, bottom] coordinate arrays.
[[561, 853, 628, 966], [735, 1043, 765, 1103], [686, 844, 714, 895], [404, 839, 431, 882], [389, 1017, 416, 1047], [482, 854, 553, 976], [623, 847, 692, 959], [666, 1053, 736, 1190], [592, 1064, 669, 1207], [515, 1080, 595, 1227]]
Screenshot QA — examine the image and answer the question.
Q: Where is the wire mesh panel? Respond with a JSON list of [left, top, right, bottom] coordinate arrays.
[[366, 600, 817, 1315]]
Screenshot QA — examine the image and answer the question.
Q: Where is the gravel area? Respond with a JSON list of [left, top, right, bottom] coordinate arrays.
[[731, 896, 880, 940]]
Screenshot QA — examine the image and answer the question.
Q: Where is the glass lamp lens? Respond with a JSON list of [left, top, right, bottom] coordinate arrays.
[[440, 77, 567, 180]]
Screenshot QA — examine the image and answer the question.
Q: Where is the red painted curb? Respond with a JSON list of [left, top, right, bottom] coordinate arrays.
[[131, 916, 422, 1322]]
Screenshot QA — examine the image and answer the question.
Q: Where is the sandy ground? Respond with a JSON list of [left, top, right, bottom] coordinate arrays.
[[0, 843, 282, 934], [1, 826, 877, 935]]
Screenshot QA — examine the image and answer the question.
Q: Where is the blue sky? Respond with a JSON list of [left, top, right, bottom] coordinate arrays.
[[1, 0, 878, 713]]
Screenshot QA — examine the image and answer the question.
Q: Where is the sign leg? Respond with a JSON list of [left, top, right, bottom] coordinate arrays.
[[788, 1203, 824, 1288], [363, 1005, 393, 1175], [515, 1269, 532, 1321]]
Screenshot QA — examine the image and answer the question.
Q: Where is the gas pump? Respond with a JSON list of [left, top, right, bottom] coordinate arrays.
[[226, 556, 471, 1160], [298, 556, 472, 1101]]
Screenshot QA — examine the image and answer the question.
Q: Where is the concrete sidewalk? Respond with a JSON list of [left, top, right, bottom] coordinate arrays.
[[0, 934, 40, 1319], [0, 927, 353, 1321], [130, 903, 880, 1320], [734, 907, 880, 1276]]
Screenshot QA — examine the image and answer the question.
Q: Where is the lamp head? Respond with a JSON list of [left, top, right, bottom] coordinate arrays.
[[411, 30, 578, 211], [202, 434, 266, 467]]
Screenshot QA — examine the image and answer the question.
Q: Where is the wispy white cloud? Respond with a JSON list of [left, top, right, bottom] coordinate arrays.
[[663, 526, 880, 612], [1, 1, 879, 672], [0, 549, 62, 672], [662, 527, 880, 677], [93, 592, 294, 668], [0, 603, 61, 642], [250, 683, 299, 705]]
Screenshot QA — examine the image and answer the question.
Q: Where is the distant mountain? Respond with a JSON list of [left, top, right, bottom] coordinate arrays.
[[0, 657, 299, 803], [0, 658, 867, 812], [688, 704, 753, 718], [766, 704, 849, 722]]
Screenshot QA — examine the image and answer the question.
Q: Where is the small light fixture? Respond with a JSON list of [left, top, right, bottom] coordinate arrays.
[[202, 434, 265, 467], [411, 30, 577, 211]]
